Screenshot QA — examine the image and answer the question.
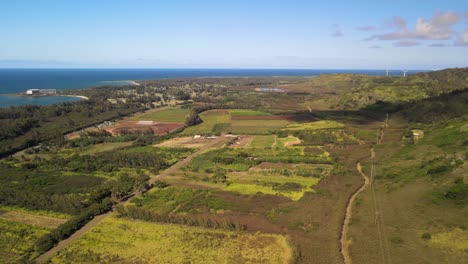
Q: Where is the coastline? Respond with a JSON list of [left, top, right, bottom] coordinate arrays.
[[59, 95, 89, 100]]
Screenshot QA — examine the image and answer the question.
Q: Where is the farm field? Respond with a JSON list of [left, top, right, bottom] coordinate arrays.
[[181, 110, 230, 136], [250, 135, 276, 148], [225, 173, 320, 200], [182, 109, 293, 136], [49, 216, 293, 264], [229, 119, 291, 134], [129, 107, 189, 123]]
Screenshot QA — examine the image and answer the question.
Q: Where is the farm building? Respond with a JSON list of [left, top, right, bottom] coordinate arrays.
[[25, 89, 40, 95]]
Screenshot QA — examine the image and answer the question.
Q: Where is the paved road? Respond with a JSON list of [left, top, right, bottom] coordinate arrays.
[[35, 136, 230, 263]]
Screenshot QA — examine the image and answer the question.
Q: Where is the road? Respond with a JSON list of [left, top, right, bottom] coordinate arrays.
[[35, 135, 230, 263]]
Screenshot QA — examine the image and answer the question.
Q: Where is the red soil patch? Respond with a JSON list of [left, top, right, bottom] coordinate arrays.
[[231, 115, 295, 121], [105, 121, 185, 136]]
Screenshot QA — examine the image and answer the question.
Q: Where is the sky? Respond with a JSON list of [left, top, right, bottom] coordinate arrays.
[[1, 0, 467, 69]]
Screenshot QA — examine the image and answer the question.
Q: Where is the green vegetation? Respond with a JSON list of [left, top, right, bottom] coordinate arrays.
[[187, 147, 332, 173], [230, 119, 290, 134], [225, 173, 320, 200], [50, 216, 292, 264], [130, 186, 231, 214], [282, 120, 345, 131], [0, 219, 50, 262], [1, 69, 467, 264], [430, 228, 468, 252], [250, 135, 276, 148]]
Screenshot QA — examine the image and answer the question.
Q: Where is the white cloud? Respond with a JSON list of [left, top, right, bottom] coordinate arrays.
[[368, 45, 382, 49], [455, 30, 468, 46], [368, 11, 460, 41]]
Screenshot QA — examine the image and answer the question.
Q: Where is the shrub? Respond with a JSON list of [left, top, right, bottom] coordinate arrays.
[[421, 232, 431, 240]]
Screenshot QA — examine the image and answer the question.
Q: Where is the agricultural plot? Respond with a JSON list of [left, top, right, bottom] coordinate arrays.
[[226, 173, 320, 201], [187, 147, 332, 173], [129, 107, 189, 123], [282, 120, 345, 131], [183, 147, 333, 200], [49, 216, 293, 264], [229, 119, 291, 134], [250, 135, 276, 148], [181, 110, 231, 136]]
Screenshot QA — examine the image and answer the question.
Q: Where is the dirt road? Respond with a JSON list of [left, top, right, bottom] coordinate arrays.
[[35, 136, 230, 263], [340, 119, 388, 264]]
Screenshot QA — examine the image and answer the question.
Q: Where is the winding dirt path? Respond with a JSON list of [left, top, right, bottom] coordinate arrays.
[[340, 157, 370, 264], [34, 136, 229, 263], [340, 117, 388, 264]]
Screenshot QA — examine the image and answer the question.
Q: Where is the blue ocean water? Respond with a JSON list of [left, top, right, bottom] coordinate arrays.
[[0, 68, 422, 107]]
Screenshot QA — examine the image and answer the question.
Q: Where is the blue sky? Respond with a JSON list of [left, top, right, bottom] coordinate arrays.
[[1, 0, 467, 69]]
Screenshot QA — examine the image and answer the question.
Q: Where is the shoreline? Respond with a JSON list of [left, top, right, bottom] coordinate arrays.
[[59, 95, 89, 100]]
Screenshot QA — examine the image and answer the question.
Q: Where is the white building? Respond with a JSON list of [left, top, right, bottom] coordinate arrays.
[[25, 89, 40, 95]]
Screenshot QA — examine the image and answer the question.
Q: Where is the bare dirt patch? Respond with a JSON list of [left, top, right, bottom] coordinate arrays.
[[105, 121, 185, 136]]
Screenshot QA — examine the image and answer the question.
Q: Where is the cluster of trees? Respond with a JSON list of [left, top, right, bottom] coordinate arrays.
[[115, 204, 246, 231], [0, 99, 145, 158], [42, 151, 171, 173]]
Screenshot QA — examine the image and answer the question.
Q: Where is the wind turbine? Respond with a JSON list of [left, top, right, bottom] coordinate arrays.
[[386, 69, 392, 76], [401, 69, 408, 77]]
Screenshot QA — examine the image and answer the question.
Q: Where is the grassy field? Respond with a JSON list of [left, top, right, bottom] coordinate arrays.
[[229, 120, 290, 134], [182, 110, 230, 136], [0, 218, 49, 262], [226, 173, 320, 201], [250, 135, 276, 148], [282, 120, 345, 131], [49, 216, 293, 264], [348, 116, 468, 264], [130, 107, 189, 123], [229, 109, 272, 116]]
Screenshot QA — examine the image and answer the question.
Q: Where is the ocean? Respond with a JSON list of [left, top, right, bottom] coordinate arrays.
[[0, 68, 421, 107]]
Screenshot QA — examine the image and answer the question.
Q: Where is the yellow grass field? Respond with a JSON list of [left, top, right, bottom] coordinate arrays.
[[49, 216, 293, 264]]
